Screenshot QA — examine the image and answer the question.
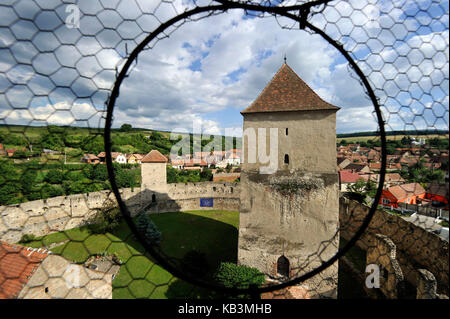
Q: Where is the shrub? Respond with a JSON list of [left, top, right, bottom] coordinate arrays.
[[19, 234, 37, 244], [45, 169, 64, 184], [135, 213, 162, 246], [182, 250, 210, 277], [144, 220, 162, 245], [214, 262, 265, 290], [88, 201, 122, 234]]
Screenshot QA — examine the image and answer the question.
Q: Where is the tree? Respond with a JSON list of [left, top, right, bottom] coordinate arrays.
[[386, 143, 396, 155], [347, 178, 369, 203], [214, 262, 265, 297], [88, 201, 122, 234], [150, 131, 163, 141], [119, 123, 132, 132], [135, 214, 162, 245], [45, 169, 64, 184], [91, 164, 109, 181], [401, 136, 412, 145], [200, 168, 213, 181]]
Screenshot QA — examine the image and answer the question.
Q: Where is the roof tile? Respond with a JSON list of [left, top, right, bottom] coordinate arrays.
[[141, 150, 168, 163], [241, 63, 339, 114], [0, 241, 49, 299]]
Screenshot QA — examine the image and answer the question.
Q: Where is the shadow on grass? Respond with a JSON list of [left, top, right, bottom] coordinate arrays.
[[17, 188, 239, 299]]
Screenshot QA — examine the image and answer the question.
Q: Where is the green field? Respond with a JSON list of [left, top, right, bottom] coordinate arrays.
[[22, 210, 239, 299], [337, 134, 449, 143]]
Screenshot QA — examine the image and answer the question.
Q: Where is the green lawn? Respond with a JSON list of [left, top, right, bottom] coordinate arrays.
[[20, 210, 239, 299]]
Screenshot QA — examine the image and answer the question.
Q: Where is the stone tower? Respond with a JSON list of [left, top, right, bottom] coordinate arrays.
[[238, 63, 340, 298], [141, 149, 168, 193]]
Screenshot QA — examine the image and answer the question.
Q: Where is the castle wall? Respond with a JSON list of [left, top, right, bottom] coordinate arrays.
[[0, 182, 240, 243], [238, 171, 340, 298], [340, 197, 449, 296]]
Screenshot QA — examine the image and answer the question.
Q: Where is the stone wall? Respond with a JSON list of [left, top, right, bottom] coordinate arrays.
[[340, 197, 449, 296], [238, 171, 340, 299], [366, 234, 404, 299], [0, 182, 240, 243]]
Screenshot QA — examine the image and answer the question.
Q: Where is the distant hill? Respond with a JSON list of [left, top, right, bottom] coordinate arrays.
[[337, 129, 448, 139]]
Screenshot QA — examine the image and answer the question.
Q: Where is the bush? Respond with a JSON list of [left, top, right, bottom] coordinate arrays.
[[135, 213, 162, 246], [19, 234, 37, 244], [45, 169, 64, 184], [88, 201, 122, 234], [214, 262, 265, 291], [182, 250, 210, 277], [41, 184, 64, 199]]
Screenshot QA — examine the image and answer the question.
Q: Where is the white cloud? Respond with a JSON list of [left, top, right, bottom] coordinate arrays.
[[0, 0, 447, 136]]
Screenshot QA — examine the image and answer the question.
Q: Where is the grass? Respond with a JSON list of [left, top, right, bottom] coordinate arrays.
[[20, 210, 239, 299], [439, 220, 449, 227]]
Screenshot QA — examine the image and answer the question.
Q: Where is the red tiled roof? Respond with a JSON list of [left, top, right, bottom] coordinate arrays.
[[385, 173, 405, 183], [427, 182, 449, 198], [343, 163, 369, 172], [83, 154, 99, 160], [387, 183, 426, 200], [141, 150, 168, 163], [369, 162, 381, 169], [241, 63, 340, 114], [339, 170, 363, 184], [0, 241, 50, 299]]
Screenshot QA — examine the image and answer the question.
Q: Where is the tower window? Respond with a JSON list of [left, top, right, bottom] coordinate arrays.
[[277, 256, 290, 277], [285, 128, 288, 136], [152, 194, 156, 202], [284, 154, 289, 164]]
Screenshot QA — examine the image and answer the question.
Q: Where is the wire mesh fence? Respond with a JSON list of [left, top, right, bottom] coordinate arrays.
[[0, 0, 448, 299]]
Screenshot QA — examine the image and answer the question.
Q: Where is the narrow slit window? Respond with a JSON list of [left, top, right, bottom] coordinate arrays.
[[284, 154, 289, 164], [285, 128, 288, 136]]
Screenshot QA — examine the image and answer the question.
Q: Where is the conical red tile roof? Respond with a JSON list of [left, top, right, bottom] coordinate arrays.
[[141, 150, 168, 163], [241, 63, 339, 114]]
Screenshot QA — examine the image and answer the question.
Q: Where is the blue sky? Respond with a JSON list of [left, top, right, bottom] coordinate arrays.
[[0, 0, 448, 136]]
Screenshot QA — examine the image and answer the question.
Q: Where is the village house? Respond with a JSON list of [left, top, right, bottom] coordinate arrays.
[[225, 152, 241, 166], [359, 173, 405, 188], [126, 154, 144, 164], [338, 170, 364, 192], [379, 182, 426, 208], [337, 157, 351, 170], [81, 154, 100, 164], [425, 182, 449, 209], [342, 163, 370, 174], [5, 149, 19, 157], [97, 152, 127, 164]]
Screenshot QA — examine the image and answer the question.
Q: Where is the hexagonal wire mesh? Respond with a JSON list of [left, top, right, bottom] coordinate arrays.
[[0, 0, 448, 299]]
